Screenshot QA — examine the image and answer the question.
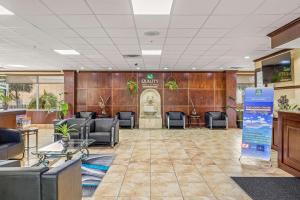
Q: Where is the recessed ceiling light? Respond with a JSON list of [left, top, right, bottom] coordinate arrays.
[[108, 67, 112, 70], [6, 64, 28, 68], [192, 67, 196, 70], [142, 50, 162, 55], [80, 66, 85, 70], [164, 67, 168, 70], [0, 5, 14, 15], [220, 67, 224, 70], [54, 49, 80, 55], [131, 0, 173, 15], [136, 67, 140, 70], [244, 56, 250, 59]]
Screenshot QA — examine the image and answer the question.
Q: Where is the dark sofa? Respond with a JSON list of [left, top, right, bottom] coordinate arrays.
[[86, 118, 119, 146], [205, 111, 228, 129], [0, 128, 24, 160], [0, 159, 82, 200], [165, 112, 186, 129], [74, 111, 97, 119], [116, 111, 135, 129]]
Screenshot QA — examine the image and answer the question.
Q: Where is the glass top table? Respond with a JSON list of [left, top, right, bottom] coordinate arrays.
[[32, 139, 95, 166]]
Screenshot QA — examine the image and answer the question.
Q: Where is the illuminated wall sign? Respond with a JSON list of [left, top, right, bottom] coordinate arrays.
[[141, 73, 159, 88]]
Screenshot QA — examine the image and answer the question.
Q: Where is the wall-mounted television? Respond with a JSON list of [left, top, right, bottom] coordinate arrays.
[[262, 52, 292, 84]]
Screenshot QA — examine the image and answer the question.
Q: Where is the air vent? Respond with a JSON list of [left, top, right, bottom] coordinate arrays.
[[230, 67, 242, 69], [144, 31, 160, 36], [123, 54, 141, 58]]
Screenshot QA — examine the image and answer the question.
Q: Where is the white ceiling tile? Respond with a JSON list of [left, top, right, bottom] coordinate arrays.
[[137, 29, 167, 38], [255, 0, 300, 14], [139, 38, 165, 45], [167, 29, 198, 38], [45, 28, 78, 38], [60, 15, 99, 28], [204, 16, 245, 28], [97, 15, 135, 28], [0, 0, 52, 15], [165, 37, 192, 45], [75, 28, 107, 37], [41, 0, 92, 14], [241, 14, 283, 28], [196, 29, 229, 37], [86, 0, 132, 14], [214, 0, 264, 15], [62, 37, 87, 44], [106, 29, 137, 37], [170, 16, 207, 28], [173, 0, 219, 15], [191, 37, 219, 45], [135, 16, 170, 29], [23, 15, 67, 29], [112, 38, 139, 45], [85, 37, 113, 45]]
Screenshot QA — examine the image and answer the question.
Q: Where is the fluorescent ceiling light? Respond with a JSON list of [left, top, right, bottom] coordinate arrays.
[[142, 50, 162, 55], [108, 67, 112, 70], [244, 56, 250, 59], [131, 0, 173, 15], [0, 5, 14, 15], [136, 67, 140, 70], [192, 67, 196, 70], [280, 60, 290, 64], [6, 64, 28, 68], [54, 49, 80, 55], [163, 67, 168, 70]]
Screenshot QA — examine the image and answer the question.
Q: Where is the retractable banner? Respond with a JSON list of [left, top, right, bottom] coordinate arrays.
[[241, 87, 274, 161]]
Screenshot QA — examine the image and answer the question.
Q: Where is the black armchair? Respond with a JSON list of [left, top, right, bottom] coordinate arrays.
[[165, 112, 186, 129], [205, 112, 228, 129], [54, 118, 88, 141], [74, 111, 97, 120], [116, 111, 135, 129], [86, 118, 119, 147], [0, 128, 24, 160], [0, 159, 82, 200]]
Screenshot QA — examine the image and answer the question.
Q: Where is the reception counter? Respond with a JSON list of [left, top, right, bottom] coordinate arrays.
[[0, 110, 26, 129], [278, 111, 300, 177]]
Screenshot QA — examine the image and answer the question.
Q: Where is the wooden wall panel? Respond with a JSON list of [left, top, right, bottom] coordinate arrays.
[[225, 71, 237, 128], [64, 70, 76, 116], [69, 71, 236, 128]]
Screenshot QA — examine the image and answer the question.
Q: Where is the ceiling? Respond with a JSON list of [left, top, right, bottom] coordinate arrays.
[[0, 0, 299, 71]]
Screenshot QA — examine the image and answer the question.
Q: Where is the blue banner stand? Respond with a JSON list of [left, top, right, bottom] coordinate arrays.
[[239, 87, 274, 168]]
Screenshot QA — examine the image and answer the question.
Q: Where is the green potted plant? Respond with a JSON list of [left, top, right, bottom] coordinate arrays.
[[127, 80, 138, 94], [0, 92, 13, 110], [165, 79, 178, 90], [55, 123, 77, 143], [57, 92, 69, 120]]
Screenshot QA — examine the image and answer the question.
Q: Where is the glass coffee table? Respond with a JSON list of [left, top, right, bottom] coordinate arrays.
[[32, 139, 95, 166]]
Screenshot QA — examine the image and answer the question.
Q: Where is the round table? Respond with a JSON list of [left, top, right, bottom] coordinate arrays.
[[20, 127, 39, 159]]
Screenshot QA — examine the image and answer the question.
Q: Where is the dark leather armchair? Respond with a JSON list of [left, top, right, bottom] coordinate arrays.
[[54, 118, 87, 141], [205, 111, 228, 129], [116, 111, 135, 129], [165, 112, 186, 129], [74, 111, 97, 120], [86, 118, 119, 147], [0, 128, 24, 160], [0, 159, 82, 200], [0, 160, 20, 167]]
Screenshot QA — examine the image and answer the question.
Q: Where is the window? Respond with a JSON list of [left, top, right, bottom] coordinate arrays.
[[0, 75, 64, 110]]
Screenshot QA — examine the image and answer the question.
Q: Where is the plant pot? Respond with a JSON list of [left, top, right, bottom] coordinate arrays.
[[191, 108, 197, 116], [62, 136, 70, 143]]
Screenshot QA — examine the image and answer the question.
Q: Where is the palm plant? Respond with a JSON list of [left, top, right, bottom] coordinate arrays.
[[165, 80, 178, 90], [127, 80, 138, 94], [0, 92, 13, 110], [55, 124, 77, 142]]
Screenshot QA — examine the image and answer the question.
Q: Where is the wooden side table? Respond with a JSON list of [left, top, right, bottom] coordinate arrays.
[[188, 115, 201, 128]]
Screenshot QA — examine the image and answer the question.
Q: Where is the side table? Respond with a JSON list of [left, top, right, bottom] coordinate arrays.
[[188, 115, 201, 128], [20, 127, 39, 159]]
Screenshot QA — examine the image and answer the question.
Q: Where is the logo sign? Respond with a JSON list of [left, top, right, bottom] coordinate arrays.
[[241, 87, 274, 161], [141, 73, 159, 88]]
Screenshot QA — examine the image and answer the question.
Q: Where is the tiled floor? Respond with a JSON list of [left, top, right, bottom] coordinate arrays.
[[24, 128, 292, 200]]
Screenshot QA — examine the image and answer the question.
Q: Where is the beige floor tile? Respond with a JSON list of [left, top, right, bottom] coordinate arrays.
[[95, 182, 122, 197], [119, 181, 150, 197], [127, 162, 151, 173], [151, 182, 182, 197], [151, 163, 174, 173], [151, 173, 177, 183], [179, 182, 214, 197], [176, 172, 204, 183]]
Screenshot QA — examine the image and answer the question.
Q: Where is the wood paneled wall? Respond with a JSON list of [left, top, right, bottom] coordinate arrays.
[[65, 71, 237, 127]]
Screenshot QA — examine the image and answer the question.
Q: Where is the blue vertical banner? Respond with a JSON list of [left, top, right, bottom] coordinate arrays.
[[241, 87, 274, 161]]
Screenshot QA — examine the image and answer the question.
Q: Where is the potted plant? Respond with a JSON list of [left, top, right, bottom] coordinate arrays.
[[165, 79, 178, 90], [55, 123, 77, 143], [127, 80, 138, 94], [277, 95, 298, 111], [0, 92, 13, 110], [57, 92, 69, 120]]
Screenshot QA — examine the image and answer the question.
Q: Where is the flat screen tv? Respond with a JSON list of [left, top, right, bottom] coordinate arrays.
[[262, 52, 292, 84]]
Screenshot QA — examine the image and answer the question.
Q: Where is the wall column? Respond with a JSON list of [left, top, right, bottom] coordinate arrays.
[[225, 70, 237, 128], [64, 70, 76, 116]]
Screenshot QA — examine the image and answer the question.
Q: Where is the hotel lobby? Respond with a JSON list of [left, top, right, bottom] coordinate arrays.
[[0, 0, 300, 200]]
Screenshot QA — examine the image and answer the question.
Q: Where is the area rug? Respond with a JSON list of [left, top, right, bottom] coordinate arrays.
[[232, 177, 300, 200], [81, 154, 115, 197]]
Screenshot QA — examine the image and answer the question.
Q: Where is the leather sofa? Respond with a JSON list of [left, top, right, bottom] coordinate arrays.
[[86, 118, 119, 147], [54, 118, 88, 141], [205, 111, 228, 129], [116, 111, 135, 129], [0, 128, 24, 160], [0, 160, 20, 167], [165, 112, 186, 129], [0, 159, 82, 200], [74, 111, 97, 120]]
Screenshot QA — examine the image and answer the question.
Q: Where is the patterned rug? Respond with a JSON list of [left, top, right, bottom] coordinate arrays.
[[81, 154, 115, 197]]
